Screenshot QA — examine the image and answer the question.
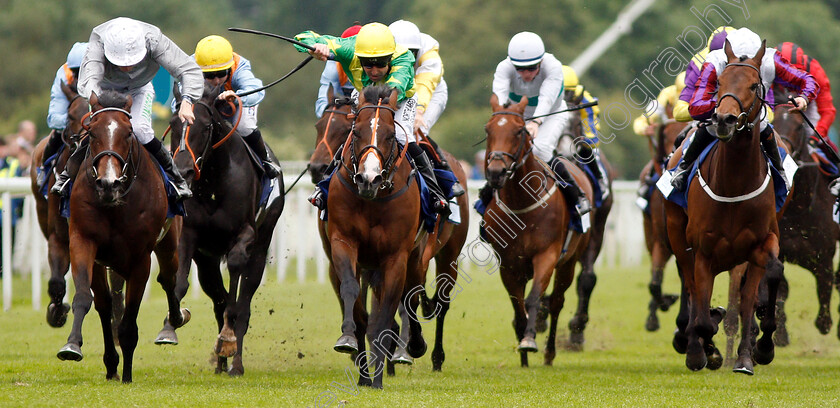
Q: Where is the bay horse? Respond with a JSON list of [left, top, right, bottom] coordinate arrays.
[[323, 85, 428, 388], [30, 81, 126, 335], [641, 105, 686, 332], [58, 90, 188, 383], [309, 86, 470, 373], [161, 83, 285, 376], [484, 93, 592, 367], [664, 41, 783, 374]]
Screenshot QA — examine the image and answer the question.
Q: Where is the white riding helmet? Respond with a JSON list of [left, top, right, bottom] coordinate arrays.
[[103, 17, 147, 67], [66, 42, 88, 69], [726, 27, 762, 59], [389, 20, 422, 50], [508, 31, 545, 66]]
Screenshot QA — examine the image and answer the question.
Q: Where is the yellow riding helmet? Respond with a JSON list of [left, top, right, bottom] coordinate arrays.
[[354, 22, 396, 58], [195, 35, 234, 72], [675, 71, 686, 95], [562, 65, 579, 88]]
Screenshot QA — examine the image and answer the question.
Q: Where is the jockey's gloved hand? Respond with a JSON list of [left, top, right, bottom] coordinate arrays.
[[526, 120, 540, 137]]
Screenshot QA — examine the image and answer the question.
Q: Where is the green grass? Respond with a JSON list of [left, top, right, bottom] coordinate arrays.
[[2, 262, 840, 407]]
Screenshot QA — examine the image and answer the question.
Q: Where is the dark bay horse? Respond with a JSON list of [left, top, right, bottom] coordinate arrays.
[[323, 85, 428, 388], [162, 84, 284, 376], [58, 90, 188, 383], [309, 86, 470, 372], [664, 41, 783, 374], [484, 94, 592, 367], [30, 81, 126, 334], [641, 106, 686, 332]]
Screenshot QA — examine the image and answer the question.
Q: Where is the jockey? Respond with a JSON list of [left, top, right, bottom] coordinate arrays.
[[389, 19, 464, 197], [776, 42, 840, 195], [315, 24, 361, 118], [53, 17, 202, 200], [562, 64, 608, 199], [295, 22, 450, 214], [490, 31, 590, 215], [38, 42, 88, 186], [670, 27, 819, 191], [673, 26, 735, 123], [193, 35, 281, 178], [633, 72, 683, 139]]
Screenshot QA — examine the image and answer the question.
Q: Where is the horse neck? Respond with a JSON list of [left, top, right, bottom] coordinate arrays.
[[709, 127, 766, 192], [497, 152, 553, 207]]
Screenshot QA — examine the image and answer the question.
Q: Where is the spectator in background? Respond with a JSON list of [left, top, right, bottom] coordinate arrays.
[[471, 149, 485, 180], [15, 120, 36, 154]]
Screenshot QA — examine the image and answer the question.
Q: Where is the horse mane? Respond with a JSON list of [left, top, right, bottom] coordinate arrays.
[[362, 85, 395, 105], [97, 90, 130, 109]]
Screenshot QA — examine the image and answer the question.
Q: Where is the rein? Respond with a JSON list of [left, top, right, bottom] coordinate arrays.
[[715, 62, 765, 132], [173, 95, 243, 181], [343, 101, 409, 193], [486, 110, 533, 178]]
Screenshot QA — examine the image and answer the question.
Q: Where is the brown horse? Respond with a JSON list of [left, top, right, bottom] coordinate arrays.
[[324, 85, 428, 388], [30, 82, 126, 331], [641, 105, 686, 332], [309, 86, 353, 184], [664, 41, 783, 374], [57, 90, 188, 383], [484, 94, 592, 367]]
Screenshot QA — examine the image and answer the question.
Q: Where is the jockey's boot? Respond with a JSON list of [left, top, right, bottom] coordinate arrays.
[[672, 122, 696, 153], [432, 144, 465, 197], [670, 124, 715, 191], [144, 138, 192, 201], [50, 138, 89, 196], [637, 165, 656, 199], [549, 156, 590, 216], [244, 129, 281, 178], [409, 142, 449, 214], [37, 130, 63, 186], [760, 125, 788, 189], [579, 145, 609, 200], [308, 144, 343, 211]]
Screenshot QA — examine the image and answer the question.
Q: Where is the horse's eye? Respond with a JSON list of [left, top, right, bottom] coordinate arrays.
[[750, 83, 758, 91]]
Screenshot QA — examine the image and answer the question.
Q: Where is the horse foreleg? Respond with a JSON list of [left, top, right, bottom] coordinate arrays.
[[811, 259, 833, 336], [366, 261, 406, 389], [646, 242, 675, 332], [332, 240, 361, 354], [428, 250, 461, 371], [545, 259, 575, 365], [724, 264, 745, 366], [352, 288, 372, 387], [754, 258, 783, 366], [108, 269, 125, 346], [684, 255, 714, 371], [501, 267, 528, 367], [91, 264, 119, 380], [153, 230, 189, 346], [734, 263, 762, 375], [193, 252, 228, 373], [773, 274, 789, 346], [568, 259, 595, 350], [57, 239, 96, 362], [46, 234, 71, 327], [521, 252, 560, 354], [118, 256, 152, 384]]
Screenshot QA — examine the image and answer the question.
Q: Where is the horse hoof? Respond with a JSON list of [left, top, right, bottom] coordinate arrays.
[[685, 352, 707, 371], [215, 336, 238, 358], [645, 314, 660, 332], [179, 308, 191, 326], [358, 376, 373, 387], [773, 330, 790, 347], [659, 294, 679, 311], [390, 347, 414, 365], [569, 331, 585, 350], [672, 329, 688, 354], [57, 343, 83, 361], [733, 358, 754, 375], [407, 337, 427, 359], [154, 329, 178, 345], [228, 366, 244, 377], [753, 344, 775, 365], [535, 317, 548, 333], [710, 306, 727, 325], [334, 335, 358, 354], [705, 345, 723, 371], [815, 315, 831, 335], [46, 303, 70, 328], [518, 337, 538, 353]]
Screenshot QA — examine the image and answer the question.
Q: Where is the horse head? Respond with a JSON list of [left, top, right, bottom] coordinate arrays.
[[171, 83, 231, 184], [86, 90, 134, 205], [712, 39, 766, 141], [485, 93, 530, 189], [60, 80, 89, 151], [310, 85, 354, 184], [772, 88, 808, 159], [347, 85, 399, 200]]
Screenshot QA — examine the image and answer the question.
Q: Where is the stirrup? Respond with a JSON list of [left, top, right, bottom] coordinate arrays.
[[51, 173, 71, 196], [308, 189, 325, 211], [172, 183, 193, 201], [830, 178, 840, 197], [263, 161, 281, 178], [576, 196, 591, 216], [670, 166, 690, 191], [450, 182, 466, 197], [598, 178, 610, 199]]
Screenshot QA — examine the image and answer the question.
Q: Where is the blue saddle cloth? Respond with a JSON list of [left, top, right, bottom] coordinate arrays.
[[60, 160, 185, 218], [641, 171, 661, 215], [317, 152, 456, 233], [664, 138, 789, 212], [579, 164, 605, 209], [37, 144, 67, 198]]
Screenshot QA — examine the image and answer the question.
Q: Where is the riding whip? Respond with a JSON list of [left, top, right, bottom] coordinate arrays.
[[525, 100, 599, 121], [788, 96, 840, 163]]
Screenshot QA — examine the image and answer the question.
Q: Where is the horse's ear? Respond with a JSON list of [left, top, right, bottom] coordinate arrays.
[[172, 81, 182, 102], [724, 39, 736, 62], [358, 88, 367, 107], [753, 39, 766, 64], [490, 93, 500, 110], [327, 84, 335, 105], [124, 95, 133, 112], [515, 95, 529, 112], [89, 91, 100, 110], [60, 80, 75, 100], [388, 88, 399, 110]]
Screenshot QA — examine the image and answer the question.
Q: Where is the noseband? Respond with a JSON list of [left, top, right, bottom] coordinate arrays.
[[486, 110, 533, 177], [715, 62, 765, 132]]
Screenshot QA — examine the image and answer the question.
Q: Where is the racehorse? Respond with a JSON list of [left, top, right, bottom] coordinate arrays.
[[641, 105, 686, 332], [30, 81, 126, 335], [309, 86, 470, 373], [322, 85, 429, 388], [57, 90, 188, 383], [161, 84, 285, 376], [484, 94, 592, 367], [664, 41, 783, 374], [541, 102, 615, 350]]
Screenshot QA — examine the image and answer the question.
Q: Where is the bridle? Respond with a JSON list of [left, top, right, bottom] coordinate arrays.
[[342, 100, 408, 191], [85, 107, 139, 196], [173, 97, 240, 181], [715, 62, 765, 132], [317, 99, 354, 161], [62, 94, 89, 148], [485, 110, 533, 178]]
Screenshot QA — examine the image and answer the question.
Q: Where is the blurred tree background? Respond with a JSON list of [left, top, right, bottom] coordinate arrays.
[[2, 0, 840, 178]]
